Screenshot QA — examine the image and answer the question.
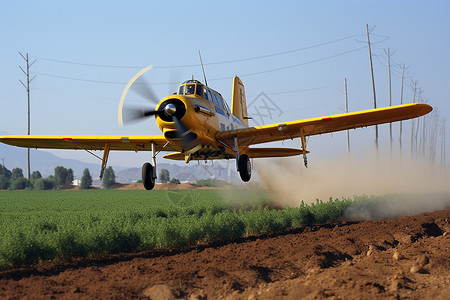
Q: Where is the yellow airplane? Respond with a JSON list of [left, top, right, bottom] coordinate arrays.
[[0, 65, 432, 190]]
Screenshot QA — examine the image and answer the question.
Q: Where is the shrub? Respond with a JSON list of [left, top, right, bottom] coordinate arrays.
[[33, 178, 55, 190], [170, 178, 181, 184], [10, 178, 29, 190], [0, 175, 10, 190]]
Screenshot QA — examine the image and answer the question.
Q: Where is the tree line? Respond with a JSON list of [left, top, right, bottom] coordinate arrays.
[[0, 165, 115, 190], [158, 168, 180, 184]]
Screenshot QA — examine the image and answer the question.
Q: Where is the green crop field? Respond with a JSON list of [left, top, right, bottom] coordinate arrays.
[[0, 189, 353, 269]]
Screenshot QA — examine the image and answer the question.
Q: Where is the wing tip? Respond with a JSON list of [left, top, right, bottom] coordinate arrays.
[[415, 103, 433, 116]]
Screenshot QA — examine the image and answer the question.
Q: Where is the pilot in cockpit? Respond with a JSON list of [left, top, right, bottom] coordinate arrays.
[[185, 84, 195, 95]]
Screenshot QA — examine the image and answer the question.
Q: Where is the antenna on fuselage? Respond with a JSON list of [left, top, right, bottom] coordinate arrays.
[[198, 50, 208, 86]]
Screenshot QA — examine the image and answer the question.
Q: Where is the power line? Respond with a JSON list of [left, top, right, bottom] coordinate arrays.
[[236, 46, 366, 78], [37, 73, 128, 85], [37, 46, 367, 85], [247, 86, 330, 98], [34, 84, 330, 104], [31, 33, 363, 69]]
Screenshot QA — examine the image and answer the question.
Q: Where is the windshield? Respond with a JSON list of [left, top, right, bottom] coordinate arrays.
[[196, 85, 203, 97], [185, 84, 195, 95], [178, 85, 185, 95]]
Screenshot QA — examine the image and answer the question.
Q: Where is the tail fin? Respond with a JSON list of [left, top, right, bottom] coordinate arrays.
[[231, 76, 249, 127]]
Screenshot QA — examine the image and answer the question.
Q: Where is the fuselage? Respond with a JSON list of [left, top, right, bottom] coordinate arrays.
[[155, 80, 246, 160]]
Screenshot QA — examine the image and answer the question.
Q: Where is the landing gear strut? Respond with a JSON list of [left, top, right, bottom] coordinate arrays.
[[142, 142, 158, 190], [300, 128, 308, 168]]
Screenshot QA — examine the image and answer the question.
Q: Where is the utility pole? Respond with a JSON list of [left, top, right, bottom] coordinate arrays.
[[19, 52, 36, 180], [410, 80, 418, 158], [366, 24, 378, 151], [385, 48, 394, 154], [443, 120, 446, 173], [345, 78, 350, 155], [415, 88, 423, 157], [399, 64, 408, 154]]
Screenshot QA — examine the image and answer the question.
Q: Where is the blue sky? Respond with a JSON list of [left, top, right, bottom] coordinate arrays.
[[1, 0, 449, 169]]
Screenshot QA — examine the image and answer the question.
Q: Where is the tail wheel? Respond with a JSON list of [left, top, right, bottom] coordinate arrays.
[[238, 154, 251, 182], [142, 162, 155, 190]]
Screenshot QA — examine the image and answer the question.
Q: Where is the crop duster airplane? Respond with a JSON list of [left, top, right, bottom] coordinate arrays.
[[0, 65, 432, 190]]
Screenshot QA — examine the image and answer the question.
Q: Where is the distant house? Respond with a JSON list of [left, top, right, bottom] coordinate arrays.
[[72, 179, 81, 186]]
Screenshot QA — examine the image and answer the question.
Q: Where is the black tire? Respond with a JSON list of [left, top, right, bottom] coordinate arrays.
[[238, 154, 251, 182], [142, 162, 155, 190]]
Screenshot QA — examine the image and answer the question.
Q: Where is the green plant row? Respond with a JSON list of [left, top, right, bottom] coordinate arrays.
[[0, 190, 352, 269]]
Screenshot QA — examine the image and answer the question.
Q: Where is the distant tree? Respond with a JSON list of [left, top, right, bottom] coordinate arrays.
[[170, 178, 181, 184], [0, 175, 10, 190], [10, 178, 29, 190], [11, 168, 24, 181], [67, 168, 74, 183], [159, 169, 170, 183], [54, 166, 67, 185], [102, 167, 115, 188], [54, 166, 73, 185], [31, 171, 42, 181], [33, 178, 54, 190], [29, 171, 43, 189], [80, 168, 93, 190], [0, 165, 12, 179]]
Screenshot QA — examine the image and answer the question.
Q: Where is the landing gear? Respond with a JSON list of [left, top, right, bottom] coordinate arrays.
[[238, 154, 251, 182], [142, 162, 155, 190], [300, 128, 308, 168], [232, 136, 252, 182], [142, 142, 159, 190]]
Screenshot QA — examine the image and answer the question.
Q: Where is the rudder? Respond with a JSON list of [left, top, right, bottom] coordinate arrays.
[[231, 76, 249, 127]]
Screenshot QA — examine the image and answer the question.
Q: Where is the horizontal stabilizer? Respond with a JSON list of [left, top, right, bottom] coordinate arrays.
[[163, 152, 186, 160], [246, 147, 308, 158]]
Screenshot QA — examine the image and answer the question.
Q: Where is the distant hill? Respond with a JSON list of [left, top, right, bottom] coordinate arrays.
[[0, 142, 119, 179], [116, 162, 238, 183]]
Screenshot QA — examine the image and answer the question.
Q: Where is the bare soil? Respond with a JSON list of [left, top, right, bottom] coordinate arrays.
[[1, 209, 449, 299]]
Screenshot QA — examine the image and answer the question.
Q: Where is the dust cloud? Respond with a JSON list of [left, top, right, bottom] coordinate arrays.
[[254, 151, 450, 219]]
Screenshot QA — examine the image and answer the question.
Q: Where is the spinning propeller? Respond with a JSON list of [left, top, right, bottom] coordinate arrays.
[[118, 65, 195, 145]]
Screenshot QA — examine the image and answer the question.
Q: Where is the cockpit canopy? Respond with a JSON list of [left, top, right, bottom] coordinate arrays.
[[178, 80, 230, 112]]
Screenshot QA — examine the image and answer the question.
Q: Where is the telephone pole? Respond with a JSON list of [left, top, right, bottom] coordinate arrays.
[[385, 48, 394, 155], [366, 24, 378, 151], [410, 80, 418, 158], [399, 64, 408, 154], [19, 52, 36, 180], [345, 78, 350, 154]]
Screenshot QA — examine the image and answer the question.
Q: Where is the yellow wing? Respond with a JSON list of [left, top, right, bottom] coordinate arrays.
[[215, 103, 432, 147], [0, 135, 178, 152]]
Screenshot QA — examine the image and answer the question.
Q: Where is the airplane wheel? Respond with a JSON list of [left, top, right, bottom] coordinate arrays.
[[238, 154, 251, 182], [142, 162, 155, 190]]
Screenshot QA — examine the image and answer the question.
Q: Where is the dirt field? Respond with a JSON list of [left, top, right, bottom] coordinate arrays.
[[1, 209, 449, 299]]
